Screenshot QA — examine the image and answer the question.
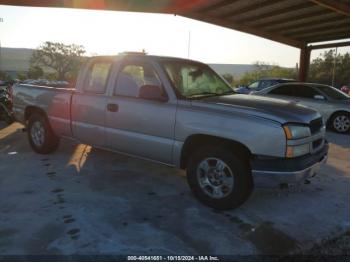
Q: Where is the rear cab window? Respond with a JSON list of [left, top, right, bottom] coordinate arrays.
[[84, 61, 112, 94], [114, 61, 163, 98]]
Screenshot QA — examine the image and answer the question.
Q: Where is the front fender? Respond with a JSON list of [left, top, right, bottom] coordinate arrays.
[[173, 106, 286, 166]]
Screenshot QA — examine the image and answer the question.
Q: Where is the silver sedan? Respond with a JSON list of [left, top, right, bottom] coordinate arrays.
[[253, 82, 350, 133]]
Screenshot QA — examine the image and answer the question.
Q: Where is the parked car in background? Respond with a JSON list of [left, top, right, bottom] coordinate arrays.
[[254, 82, 350, 133], [235, 78, 296, 94], [12, 54, 328, 209], [341, 85, 350, 95], [0, 83, 14, 124]]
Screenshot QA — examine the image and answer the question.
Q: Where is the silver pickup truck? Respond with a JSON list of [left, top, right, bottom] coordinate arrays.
[[12, 53, 328, 209]]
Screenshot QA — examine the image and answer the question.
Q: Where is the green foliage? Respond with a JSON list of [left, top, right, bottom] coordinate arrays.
[[235, 52, 350, 88], [30, 41, 86, 80], [27, 66, 44, 79], [16, 72, 27, 81], [222, 73, 234, 85], [309, 50, 350, 87], [45, 72, 58, 81], [0, 71, 12, 81], [234, 61, 296, 86]]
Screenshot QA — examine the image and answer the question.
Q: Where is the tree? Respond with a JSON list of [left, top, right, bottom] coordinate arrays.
[[16, 72, 27, 81], [27, 66, 44, 79], [235, 61, 296, 86], [222, 73, 234, 84], [0, 71, 12, 81], [309, 50, 350, 87], [30, 41, 86, 80]]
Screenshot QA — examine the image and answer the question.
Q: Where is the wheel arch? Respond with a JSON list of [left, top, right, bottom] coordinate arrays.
[[24, 106, 48, 122], [180, 134, 252, 169]]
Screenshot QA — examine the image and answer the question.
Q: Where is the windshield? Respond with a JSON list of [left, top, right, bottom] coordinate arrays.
[[316, 85, 350, 100], [161, 60, 234, 98]]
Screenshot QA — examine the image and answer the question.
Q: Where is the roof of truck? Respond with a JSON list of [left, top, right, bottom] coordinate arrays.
[[90, 53, 208, 65]]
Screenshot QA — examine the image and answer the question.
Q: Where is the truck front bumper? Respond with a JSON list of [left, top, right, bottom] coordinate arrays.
[[251, 142, 328, 186]]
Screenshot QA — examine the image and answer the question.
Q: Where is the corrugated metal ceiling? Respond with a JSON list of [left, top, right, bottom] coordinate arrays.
[[0, 0, 349, 48]]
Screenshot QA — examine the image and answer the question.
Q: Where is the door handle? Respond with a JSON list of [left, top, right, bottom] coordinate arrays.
[[107, 103, 119, 112]]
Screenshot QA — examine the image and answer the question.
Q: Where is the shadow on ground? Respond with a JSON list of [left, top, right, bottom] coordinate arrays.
[[0, 122, 349, 255]]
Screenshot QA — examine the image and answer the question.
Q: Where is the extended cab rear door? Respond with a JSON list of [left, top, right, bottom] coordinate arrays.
[[105, 57, 177, 164], [71, 58, 114, 147]]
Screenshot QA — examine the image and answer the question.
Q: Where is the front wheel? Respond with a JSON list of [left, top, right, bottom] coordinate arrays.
[[330, 112, 350, 134], [186, 146, 253, 210], [27, 113, 60, 154]]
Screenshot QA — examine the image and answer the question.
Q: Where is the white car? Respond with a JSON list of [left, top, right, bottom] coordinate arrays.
[[254, 82, 350, 133]]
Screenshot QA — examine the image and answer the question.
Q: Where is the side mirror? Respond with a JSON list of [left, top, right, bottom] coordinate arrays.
[[138, 85, 167, 102], [314, 94, 326, 100]]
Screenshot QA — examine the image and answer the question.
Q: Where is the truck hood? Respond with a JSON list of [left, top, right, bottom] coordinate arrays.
[[191, 94, 321, 124]]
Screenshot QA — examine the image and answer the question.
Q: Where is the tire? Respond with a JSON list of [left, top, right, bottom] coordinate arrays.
[[27, 113, 60, 154], [186, 146, 253, 210], [330, 112, 350, 134]]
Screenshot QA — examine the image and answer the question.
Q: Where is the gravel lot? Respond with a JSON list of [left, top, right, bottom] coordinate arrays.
[[0, 122, 349, 255]]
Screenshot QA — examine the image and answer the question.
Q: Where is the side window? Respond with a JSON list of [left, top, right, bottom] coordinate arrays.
[[248, 81, 259, 89], [84, 62, 112, 94], [259, 80, 274, 90], [294, 85, 320, 99], [269, 85, 295, 96], [115, 62, 161, 97]]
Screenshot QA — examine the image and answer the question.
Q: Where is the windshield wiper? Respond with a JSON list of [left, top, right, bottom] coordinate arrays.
[[187, 92, 219, 99], [187, 90, 236, 99]]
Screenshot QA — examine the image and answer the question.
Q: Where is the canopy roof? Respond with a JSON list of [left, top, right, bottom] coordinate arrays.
[[1, 0, 350, 48]]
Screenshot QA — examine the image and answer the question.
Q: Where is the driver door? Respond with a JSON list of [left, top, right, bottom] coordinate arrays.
[[105, 58, 177, 164]]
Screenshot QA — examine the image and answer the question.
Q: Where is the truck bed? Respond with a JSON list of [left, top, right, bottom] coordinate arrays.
[[12, 84, 74, 137]]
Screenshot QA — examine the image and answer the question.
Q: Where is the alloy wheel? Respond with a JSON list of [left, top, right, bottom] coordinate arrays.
[[196, 158, 234, 199]]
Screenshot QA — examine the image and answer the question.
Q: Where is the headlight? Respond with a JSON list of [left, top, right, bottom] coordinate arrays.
[[283, 125, 310, 140], [286, 144, 310, 158]]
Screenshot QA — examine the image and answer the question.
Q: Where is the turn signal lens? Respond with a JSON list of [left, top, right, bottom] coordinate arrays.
[[283, 126, 293, 140]]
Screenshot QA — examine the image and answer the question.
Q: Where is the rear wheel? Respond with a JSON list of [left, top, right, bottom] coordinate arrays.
[[330, 112, 350, 134], [186, 146, 253, 210], [27, 113, 60, 154]]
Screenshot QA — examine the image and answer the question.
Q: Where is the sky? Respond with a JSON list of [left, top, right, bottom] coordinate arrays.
[[0, 4, 349, 67]]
